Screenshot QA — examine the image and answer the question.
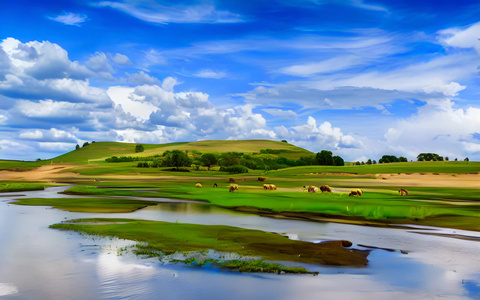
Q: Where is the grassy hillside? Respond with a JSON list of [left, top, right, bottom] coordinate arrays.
[[0, 160, 50, 171], [52, 140, 312, 164]]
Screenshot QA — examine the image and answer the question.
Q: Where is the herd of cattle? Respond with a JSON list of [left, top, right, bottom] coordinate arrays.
[[195, 180, 408, 196]]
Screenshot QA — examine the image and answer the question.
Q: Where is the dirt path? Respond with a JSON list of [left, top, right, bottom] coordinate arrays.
[[0, 164, 79, 181]]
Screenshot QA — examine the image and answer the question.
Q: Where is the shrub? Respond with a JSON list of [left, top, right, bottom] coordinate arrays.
[[220, 165, 248, 174], [135, 144, 145, 153]]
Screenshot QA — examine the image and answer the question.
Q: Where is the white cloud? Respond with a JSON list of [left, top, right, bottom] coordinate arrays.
[[250, 129, 276, 138], [0, 38, 113, 106], [112, 53, 131, 65], [107, 86, 159, 121], [279, 55, 362, 77], [385, 99, 480, 159], [438, 22, 480, 54], [38, 142, 76, 152], [193, 69, 226, 79], [19, 128, 78, 143], [126, 71, 160, 86], [48, 12, 87, 26], [85, 52, 114, 79], [95, 0, 243, 24], [274, 116, 362, 151], [262, 108, 297, 120]]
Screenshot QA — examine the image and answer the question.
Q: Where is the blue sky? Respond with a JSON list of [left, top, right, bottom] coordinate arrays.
[[1, 0, 480, 161]]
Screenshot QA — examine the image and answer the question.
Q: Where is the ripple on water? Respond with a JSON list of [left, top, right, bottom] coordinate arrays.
[[0, 283, 18, 296]]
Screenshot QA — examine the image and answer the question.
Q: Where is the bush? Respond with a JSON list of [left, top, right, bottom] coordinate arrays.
[[219, 165, 249, 174], [135, 144, 145, 153]]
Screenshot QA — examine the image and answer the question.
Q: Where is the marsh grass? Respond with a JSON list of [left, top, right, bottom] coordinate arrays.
[[49, 218, 369, 267], [0, 182, 45, 192]]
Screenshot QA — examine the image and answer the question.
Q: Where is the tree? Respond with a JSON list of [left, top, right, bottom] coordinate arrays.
[[399, 156, 408, 162], [200, 153, 218, 170], [218, 152, 242, 167], [82, 142, 90, 148], [373, 160, 377, 164], [417, 153, 443, 162], [366, 159, 372, 165], [316, 150, 334, 166], [465, 157, 470, 162], [135, 144, 145, 153], [445, 157, 449, 161], [162, 150, 191, 169], [379, 155, 400, 164], [36, 158, 41, 162], [281, 140, 288, 143], [333, 155, 345, 166], [75, 144, 80, 150]]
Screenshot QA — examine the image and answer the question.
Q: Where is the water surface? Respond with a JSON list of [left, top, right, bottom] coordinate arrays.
[[0, 187, 479, 299]]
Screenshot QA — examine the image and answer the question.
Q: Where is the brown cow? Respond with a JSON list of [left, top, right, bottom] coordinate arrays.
[[320, 185, 332, 193], [399, 188, 408, 196]]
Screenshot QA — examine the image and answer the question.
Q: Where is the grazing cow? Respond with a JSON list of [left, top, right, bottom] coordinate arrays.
[[213, 183, 218, 188], [399, 188, 408, 196], [264, 184, 277, 190], [320, 185, 332, 193], [229, 184, 238, 192], [349, 189, 363, 196], [258, 177, 266, 181], [308, 186, 319, 193], [195, 183, 202, 188]]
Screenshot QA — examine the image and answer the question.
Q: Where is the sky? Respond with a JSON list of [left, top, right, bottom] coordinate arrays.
[[1, 0, 480, 161]]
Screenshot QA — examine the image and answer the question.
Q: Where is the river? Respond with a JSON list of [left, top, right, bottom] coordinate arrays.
[[0, 186, 479, 299]]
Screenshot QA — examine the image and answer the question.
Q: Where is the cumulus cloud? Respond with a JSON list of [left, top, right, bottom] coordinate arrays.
[[48, 12, 87, 26], [385, 99, 480, 159], [0, 38, 112, 106], [85, 52, 115, 79], [126, 71, 160, 86], [94, 0, 243, 24], [273, 116, 361, 151], [19, 128, 78, 143]]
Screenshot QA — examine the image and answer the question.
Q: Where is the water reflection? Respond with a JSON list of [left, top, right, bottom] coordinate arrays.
[[0, 187, 479, 299]]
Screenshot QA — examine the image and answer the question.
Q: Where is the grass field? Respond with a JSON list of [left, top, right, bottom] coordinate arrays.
[[54, 180, 480, 231]]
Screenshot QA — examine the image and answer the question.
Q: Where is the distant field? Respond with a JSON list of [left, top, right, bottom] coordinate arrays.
[[52, 140, 312, 164], [267, 161, 480, 176]]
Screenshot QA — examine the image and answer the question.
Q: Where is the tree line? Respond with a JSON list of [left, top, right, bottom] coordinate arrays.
[[104, 146, 345, 173]]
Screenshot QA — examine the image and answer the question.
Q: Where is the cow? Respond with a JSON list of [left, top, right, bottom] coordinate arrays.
[[399, 188, 408, 196], [195, 183, 202, 188]]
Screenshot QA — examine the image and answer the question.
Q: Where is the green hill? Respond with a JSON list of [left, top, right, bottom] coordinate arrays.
[[52, 140, 313, 164]]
